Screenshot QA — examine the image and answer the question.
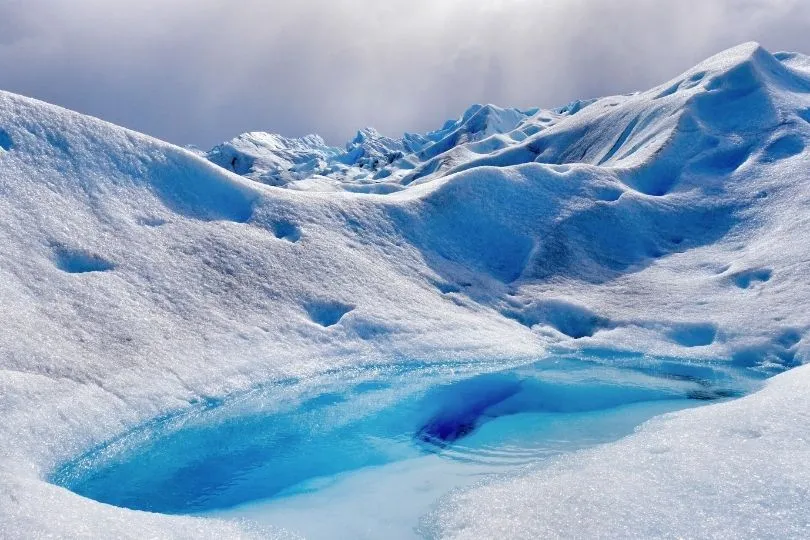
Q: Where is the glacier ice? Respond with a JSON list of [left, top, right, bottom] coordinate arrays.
[[1, 42, 810, 538]]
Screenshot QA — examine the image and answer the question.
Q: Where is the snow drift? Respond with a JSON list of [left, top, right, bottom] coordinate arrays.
[[1, 42, 810, 538]]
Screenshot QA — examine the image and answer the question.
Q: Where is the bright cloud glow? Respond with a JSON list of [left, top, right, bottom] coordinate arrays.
[[0, 0, 808, 146]]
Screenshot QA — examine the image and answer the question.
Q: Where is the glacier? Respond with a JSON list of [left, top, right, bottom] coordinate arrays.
[[1, 41, 810, 538]]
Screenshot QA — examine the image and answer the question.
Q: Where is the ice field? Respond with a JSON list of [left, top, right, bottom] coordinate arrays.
[[2, 43, 810, 538]]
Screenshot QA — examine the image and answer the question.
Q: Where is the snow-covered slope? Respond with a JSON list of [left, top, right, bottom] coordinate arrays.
[[2, 42, 810, 538]]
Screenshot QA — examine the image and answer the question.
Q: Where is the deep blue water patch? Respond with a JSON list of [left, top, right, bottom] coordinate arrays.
[[50, 355, 766, 515]]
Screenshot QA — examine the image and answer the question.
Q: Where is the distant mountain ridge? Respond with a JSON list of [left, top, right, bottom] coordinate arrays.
[[207, 42, 810, 199], [205, 103, 534, 192]]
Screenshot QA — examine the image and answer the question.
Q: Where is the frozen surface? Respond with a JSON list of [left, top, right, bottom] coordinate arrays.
[[428, 363, 810, 539], [1, 42, 810, 538]]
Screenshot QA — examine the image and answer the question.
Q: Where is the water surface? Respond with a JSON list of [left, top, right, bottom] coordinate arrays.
[[51, 354, 766, 537]]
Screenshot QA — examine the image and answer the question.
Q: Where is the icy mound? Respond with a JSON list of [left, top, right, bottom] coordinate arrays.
[[1, 42, 810, 538], [207, 131, 342, 186]]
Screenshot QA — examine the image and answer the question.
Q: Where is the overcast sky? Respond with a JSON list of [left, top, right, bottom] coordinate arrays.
[[1, 0, 809, 148]]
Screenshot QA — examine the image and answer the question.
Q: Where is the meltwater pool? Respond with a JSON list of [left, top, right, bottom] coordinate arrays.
[[51, 354, 767, 538]]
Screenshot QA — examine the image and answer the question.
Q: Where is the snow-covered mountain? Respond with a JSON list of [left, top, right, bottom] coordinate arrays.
[[2, 42, 810, 538]]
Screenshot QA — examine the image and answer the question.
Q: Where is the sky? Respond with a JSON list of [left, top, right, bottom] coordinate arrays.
[[1, 0, 810, 148]]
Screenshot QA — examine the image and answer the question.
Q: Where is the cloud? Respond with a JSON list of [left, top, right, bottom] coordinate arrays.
[[0, 0, 808, 147]]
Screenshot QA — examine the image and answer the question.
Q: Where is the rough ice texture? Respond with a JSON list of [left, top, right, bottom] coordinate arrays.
[[427, 364, 810, 539], [1, 41, 810, 538]]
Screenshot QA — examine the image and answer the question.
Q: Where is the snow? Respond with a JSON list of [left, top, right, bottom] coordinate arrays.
[[428, 363, 810, 539], [1, 41, 810, 538]]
